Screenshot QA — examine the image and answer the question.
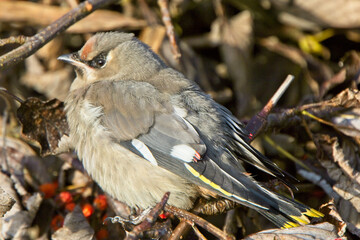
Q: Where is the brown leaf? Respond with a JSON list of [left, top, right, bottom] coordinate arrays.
[[17, 98, 69, 156], [244, 222, 343, 240], [0, 187, 15, 217], [52, 205, 95, 240], [328, 88, 360, 108], [0, 1, 146, 33], [320, 200, 347, 236], [331, 108, 360, 138], [314, 134, 360, 231], [326, 89, 360, 139], [315, 135, 360, 186], [0, 136, 36, 177], [1, 193, 43, 239], [271, 0, 360, 30]]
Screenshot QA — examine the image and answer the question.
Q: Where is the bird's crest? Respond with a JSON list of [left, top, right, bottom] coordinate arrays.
[[81, 37, 96, 60]]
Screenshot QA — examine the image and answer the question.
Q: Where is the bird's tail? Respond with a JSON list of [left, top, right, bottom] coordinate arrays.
[[255, 189, 324, 228], [184, 159, 323, 228]]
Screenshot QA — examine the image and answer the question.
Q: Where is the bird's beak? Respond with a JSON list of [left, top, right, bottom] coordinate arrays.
[[58, 52, 86, 69]]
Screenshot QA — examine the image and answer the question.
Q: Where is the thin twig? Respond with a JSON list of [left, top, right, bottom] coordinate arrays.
[[246, 74, 295, 141], [191, 223, 208, 240], [223, 209, 236, 237], [168, 200, 203, 240], [0, 87, 24, 104], [157, 0, 181, 61], [169, 221, 189, 240], [165, 205, 234, 240], [0, 0, 116, 68], [1, 108, 9, 172], [263, 135, 311, 171]]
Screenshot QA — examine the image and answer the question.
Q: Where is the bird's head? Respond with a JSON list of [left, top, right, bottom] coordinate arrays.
[[58, 32, 167, 90]]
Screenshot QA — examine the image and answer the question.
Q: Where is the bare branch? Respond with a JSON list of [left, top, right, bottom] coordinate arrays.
[[246, 74, 295, 141], [165, 205, 234, 240], [157, 0, 181, 60]]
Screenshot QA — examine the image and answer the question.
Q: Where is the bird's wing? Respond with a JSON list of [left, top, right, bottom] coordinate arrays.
[[85, 80, 207, 167]]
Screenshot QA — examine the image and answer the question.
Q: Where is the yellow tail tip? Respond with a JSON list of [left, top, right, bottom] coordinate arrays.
[[282, 222, 300, 228], [290, 215, 310, 224], [305, 208, 324, 218], [284, 209, 323, 228]]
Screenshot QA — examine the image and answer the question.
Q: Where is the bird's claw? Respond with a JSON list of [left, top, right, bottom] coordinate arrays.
[[104, 208, 152, 225]]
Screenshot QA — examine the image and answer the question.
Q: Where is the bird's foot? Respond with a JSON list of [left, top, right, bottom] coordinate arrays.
[[105, 208, 152, 225], [105, 193, 171, 239]]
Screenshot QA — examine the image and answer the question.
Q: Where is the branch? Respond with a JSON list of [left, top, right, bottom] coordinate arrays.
[[246, 74, 294, 141], [157, 0, 181, 60], [165, 205, 234, 240]]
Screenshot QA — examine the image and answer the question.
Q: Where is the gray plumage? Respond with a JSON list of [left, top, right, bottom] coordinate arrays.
[[60, 32, 323, 228]]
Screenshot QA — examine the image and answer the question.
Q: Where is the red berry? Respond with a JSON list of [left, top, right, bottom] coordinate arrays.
[[94, 194, 107, 211], [82, 203, 94, 217], [51, 214, 64, 231], [39, 182, 58, 199], [59, 191, 73, 204]]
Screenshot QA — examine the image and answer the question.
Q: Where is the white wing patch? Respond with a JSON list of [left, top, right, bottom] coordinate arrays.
[[171, 144, 197, 162], [131, 139, 158, 166], [173, 106, 188, 118]]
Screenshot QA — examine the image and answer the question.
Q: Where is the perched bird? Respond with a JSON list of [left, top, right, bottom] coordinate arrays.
[[59, 32, 323, 228]]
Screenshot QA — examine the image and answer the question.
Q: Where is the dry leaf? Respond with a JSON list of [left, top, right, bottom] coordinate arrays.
[[17, 98, 69, 156], [270, 0, 360, 30], [0, 1, 146, 33], [244, 222, 344, 240], [0, 187, 15, 217], [0, 136, 36, 177], [331, 108, 360, 138], [314, 134, 360, 230], [1, 193, 42, 239], [327, 88, 360, 108], [320, 200, 347, 236]]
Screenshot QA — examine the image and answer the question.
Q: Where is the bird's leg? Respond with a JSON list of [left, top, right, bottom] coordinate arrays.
[[105, 193, 171, 239], [105, 192, 170, 226]]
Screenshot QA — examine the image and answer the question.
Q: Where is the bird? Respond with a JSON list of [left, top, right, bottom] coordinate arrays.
[[58, 32, 323, 229]]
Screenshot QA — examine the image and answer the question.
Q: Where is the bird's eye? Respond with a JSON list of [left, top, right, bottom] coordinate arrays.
[[89, 53, 107, 68]]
